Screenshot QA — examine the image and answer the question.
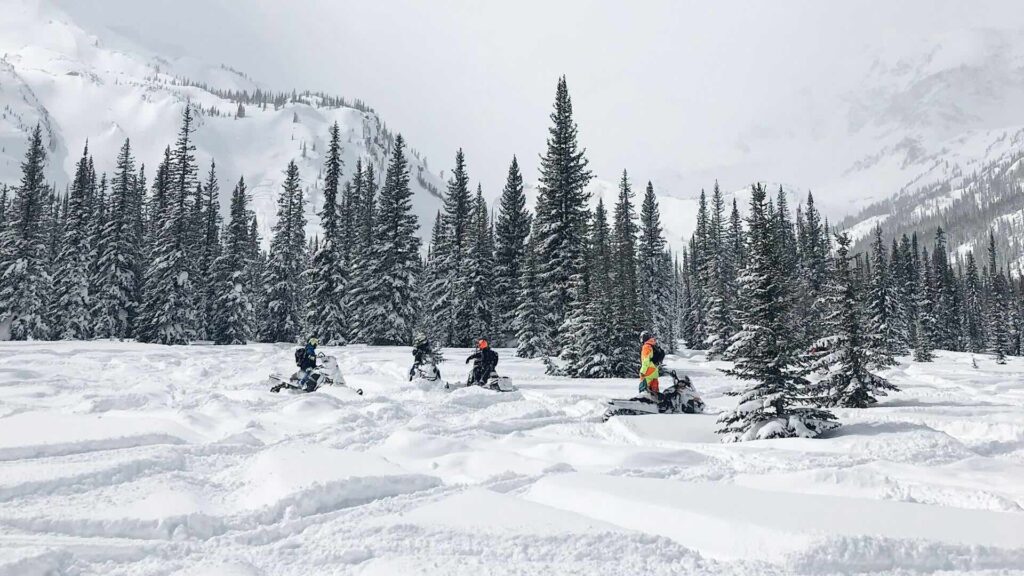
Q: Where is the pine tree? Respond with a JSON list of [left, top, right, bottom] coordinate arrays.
[[608, 170, 639, 375], [985, 231, 1009, 364], [306, 122, 348, 344], [340, 159, 364, 265], [138, 106, 200, 344], [637, 181, 668, 342], [210, 177, 255, 344], [465, 186, 494, 339], [86, 173, 110, 337], [353, 135, 420, 344], [796, 192, 829, 348], [533, 76, 593, 354], [725, 197, 744, 334], [0, 185, 8, 231], [688, 191, 709, 348], [865, 224, 906, 366], [809, 232, 899, 408], [93, 139, 142, 339], [717, 184, 838, 442], [51, 143, 94, 339], [493, 156, 531, 345], [704, 181, 731, 357], [192, 162, 222, 340], [771, 187, 801, 351], [420, 210, 447, 343], [0, 125, 53, 340], [431, 149, 474, 346], [261, 160, 306, 343], [347, 161, 378, 342], [913, 248, 936, 362], [930, 227, 957, 350], [562, 198, 616, 377], [514, 235, 545, 358], [963, 252, 985, 353]]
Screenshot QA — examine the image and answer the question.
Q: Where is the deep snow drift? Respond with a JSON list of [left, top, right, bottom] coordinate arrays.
[[0, 342, 1022, 575]]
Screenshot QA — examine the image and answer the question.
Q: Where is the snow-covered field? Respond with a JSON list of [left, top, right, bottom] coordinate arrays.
[[0, 342, 1022, 575]]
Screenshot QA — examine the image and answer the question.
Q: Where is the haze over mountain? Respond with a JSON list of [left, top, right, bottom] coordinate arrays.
[[4, 0, 1024, 257], [49, 1, 1024, 211]]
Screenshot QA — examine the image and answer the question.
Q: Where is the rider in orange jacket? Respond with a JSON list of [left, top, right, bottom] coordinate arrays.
[[639, 331, 664, 401]]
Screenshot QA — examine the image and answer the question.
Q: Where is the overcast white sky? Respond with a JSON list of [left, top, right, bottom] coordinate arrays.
[[56, 0, 1024, 209]]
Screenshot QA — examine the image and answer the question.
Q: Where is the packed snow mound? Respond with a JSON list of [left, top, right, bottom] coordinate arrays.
[[1, 342, 1022, 573], [0, 0, 445, 246]]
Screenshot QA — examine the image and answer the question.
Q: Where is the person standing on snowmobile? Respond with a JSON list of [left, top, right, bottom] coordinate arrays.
[[297, 336, 319, 391], [639, 331, 664, 401], [466, 338, 499, 385], [409, 333, 438, 380]]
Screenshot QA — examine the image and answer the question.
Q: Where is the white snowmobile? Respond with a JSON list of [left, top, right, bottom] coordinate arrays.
[[444, 367, 517, 393], [269, 352, 363, 395], [409, 361, 442, 383], [603, 366, 704, 420]]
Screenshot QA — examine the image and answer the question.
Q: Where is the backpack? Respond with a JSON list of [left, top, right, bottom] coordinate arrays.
[[651, 343, 666, 366], [294, 347, 305, 367]]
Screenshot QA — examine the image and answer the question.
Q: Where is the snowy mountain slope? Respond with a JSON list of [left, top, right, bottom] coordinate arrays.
[[0, 341, 1022, 574], [0, 0, 445, 245], [840, 146, 1024, 273]]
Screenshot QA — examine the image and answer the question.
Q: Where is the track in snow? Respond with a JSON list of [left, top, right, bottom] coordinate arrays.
[[0, 342, 1022, 575]]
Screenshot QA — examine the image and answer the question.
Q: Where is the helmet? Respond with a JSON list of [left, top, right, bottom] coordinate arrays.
[[413, 332, 427, 345], [639, 331, 652, 343], [477, 339, 489, 349], [307, 336, 319, 346]]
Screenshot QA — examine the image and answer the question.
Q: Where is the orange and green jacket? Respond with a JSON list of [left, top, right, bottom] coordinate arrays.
[[640, 338, 659, 382]]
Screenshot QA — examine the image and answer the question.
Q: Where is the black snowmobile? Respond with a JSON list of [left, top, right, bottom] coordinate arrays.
[[603, 367, 704, 420]]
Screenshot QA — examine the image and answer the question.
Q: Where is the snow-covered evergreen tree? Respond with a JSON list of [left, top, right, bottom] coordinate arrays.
[[704, 181, 731, 357], [962, 251, 985, 353], [465, 186, 494, 339], [352, 135, 420, 345], [430, 149, 473, 346], [809, 232, 899, 408], [92, 139, 142, 339], [687, 191, 709, 349], [306, 122, 348, 344], [913, 248, 936, 362], [260, 160, 306, 343], [210, 177, 255, 344], [51, 143, 94, 339], [514, 235, 545, 359], [347, 161, 378, 342], [138, 106, 201, 344], [608, 170, 639, 375], [493, 156, 531, 345], [86, 173, 110, 336], [865, 224, 906, 366], [533, 76, 593, 354], [0, 125, 53, 340], [718, 184, 838, 442], [637, 181, 669, 346], [562, 198, 615, 377], [986, 231, 1010, 364]]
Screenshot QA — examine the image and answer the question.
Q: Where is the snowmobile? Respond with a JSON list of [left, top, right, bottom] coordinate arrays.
[[603, 366, 704, 420], [269, 352, 363, 395], [443, 369, 517, 393], [409, 361, 442, 384]]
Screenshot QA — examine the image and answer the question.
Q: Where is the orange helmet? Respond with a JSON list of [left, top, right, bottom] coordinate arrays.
[[478, 339, 489, 349]]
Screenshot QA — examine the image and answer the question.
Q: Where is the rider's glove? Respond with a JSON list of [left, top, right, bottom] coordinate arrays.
[[638, 380, 647, 393]]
